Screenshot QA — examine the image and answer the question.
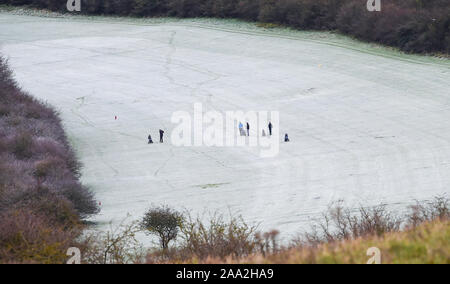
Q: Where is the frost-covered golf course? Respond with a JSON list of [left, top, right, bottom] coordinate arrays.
[[1, 11, 449, 241]]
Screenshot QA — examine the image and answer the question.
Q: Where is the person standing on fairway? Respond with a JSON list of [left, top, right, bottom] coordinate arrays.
[[159, 129, 165, 143], [268, 122, 273, 136], [239, 122, 245, 136]]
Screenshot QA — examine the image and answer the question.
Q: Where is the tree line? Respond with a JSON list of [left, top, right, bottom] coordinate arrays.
[[2, 0, 449, 54]]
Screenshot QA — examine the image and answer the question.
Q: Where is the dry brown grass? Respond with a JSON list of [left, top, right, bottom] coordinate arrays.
[[179, 220, 449, 264], [145, 197, 449, 264]]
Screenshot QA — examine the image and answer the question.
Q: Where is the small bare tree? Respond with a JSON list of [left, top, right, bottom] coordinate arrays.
[[140, 205, 184, 250], [82, 218, 144, 264]]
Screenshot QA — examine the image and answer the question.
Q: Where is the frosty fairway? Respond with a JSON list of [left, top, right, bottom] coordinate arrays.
[[1, 13, 449, 242]]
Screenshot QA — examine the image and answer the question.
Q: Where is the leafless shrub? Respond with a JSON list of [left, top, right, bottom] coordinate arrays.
[[255, 229, 280, 256], [82, 219, 145, 264], [299, 197, 449, 247], [302, 201, 402, 246], [179, 211, 258, 260], [406, 196, 449, 228], [145, 208, 281, 263]]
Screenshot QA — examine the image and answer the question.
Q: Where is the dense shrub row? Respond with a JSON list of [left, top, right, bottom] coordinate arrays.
[[0, 56, 99, 263], [2, 0, 449, 54]]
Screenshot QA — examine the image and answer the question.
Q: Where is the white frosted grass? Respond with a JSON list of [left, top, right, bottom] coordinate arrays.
[[1, 12, 449, 244]]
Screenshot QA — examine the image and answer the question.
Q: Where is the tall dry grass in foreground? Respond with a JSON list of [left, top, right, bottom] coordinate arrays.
[[142, 197, 449, 264], [204, 219, 449, 264]]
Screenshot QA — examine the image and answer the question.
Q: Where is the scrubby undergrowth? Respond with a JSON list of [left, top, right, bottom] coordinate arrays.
[[155, 197, 449, 264], [208, 219, 450, 264], [86, 197, 448, 264], [0, 56, 99, 263]]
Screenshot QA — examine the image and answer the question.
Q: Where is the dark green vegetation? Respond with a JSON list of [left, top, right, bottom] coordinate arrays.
[[2, 0, 449, 54]]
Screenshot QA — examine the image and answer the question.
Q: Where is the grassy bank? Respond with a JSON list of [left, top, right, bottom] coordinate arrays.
[[138, 198, 449, 264], [197, 220, 449, 264]]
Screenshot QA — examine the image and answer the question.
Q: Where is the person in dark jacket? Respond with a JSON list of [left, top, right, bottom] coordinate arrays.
[[246, 122, 250, 136], [159, 129, 165, 143], [268, 122, 273, 136], [148, 134, 153, 144], [285, 133, 290, 142]]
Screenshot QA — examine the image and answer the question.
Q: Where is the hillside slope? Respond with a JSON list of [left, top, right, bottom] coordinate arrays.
[[0, 56, 98, 263]]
